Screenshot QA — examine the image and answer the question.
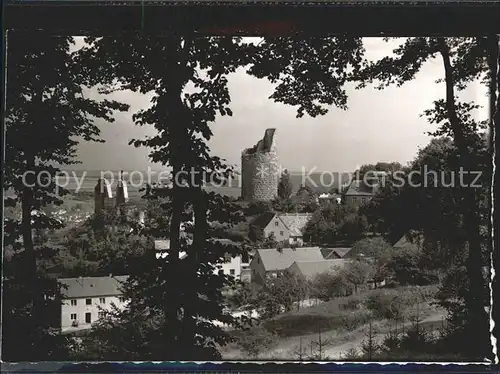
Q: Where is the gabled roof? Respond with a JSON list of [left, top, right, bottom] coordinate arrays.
[[290, 259, 349, 280], [394, 233, 425, 250], [59, 275, 128, 299], [255, 247, 324, 272], [278, 213, 313, 237], [321, 247, 353, 259], [251, 212, 277, 229], [333, 247, 353, 258], [345, 179, 378, 196]]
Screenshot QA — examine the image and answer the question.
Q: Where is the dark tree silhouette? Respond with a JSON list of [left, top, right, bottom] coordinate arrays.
[[2, 32, 128, 361], [356, 37, 493, 359], [75, 35, 253, 359], [251, 35, 496, 360], [278, 169, 293, 199]]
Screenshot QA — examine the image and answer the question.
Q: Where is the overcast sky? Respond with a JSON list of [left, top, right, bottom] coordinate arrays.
[[74, 37, 488, 173]]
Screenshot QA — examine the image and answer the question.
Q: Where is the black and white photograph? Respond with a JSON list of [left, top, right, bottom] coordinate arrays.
[[1, 13, 498, 365]]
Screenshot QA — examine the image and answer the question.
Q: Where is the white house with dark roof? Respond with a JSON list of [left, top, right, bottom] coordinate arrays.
[[253, 212, 313, 247], [59, 275, 128, 332], [250, 247, 324, 284]]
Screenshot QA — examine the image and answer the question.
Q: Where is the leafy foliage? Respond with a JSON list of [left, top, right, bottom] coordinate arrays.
[[303, 204, 364, 244], [73, 36, 254, 359], [277, 169, 293, 199], [310, 271, 351, 301], [2, 33, 128, 361], [236, 328, 278, 358], [338, 259, 375, 294], [349, 237, 394, 285], [257, 272, 309, 319], [354, 37, 492, 359], [248, 37, 364, 118]]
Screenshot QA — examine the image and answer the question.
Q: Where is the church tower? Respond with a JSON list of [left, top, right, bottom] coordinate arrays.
[[94, 178, 114, 214], [115, 171, 129, 207]]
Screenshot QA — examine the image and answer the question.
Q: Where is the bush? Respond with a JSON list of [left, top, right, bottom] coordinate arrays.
[[363, 287, 436, 321], [341, 347, 361, 361], [364, 293, 405, 320], [263, 310, 372, 337], [340, 297, 363, 311], [246, 201, 273, 216], [237, 328, 277, 358], [310, 272, 351, 301], [388, 248, 439, 286]]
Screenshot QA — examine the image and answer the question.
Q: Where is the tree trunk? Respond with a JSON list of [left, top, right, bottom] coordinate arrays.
[[438, 37, 490, 358], [161, 35, 197, 359], [21, 156, 45, 334], [182, 183, 207, 359]]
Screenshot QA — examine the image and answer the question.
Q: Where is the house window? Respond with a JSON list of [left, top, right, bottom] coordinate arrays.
[[86, 298, 92, 305], [230, 269, 235, 275], [70, 299, 77, 306], [99, 297, 106, 304], [280, 231, 284, 236], [275, 221, 279, 227], [119, 296, 126, 303], [224, 254, 232, 262], [70, 313, 77, 320], [85, 312, 92, 324], [98, 311, 106, 319]]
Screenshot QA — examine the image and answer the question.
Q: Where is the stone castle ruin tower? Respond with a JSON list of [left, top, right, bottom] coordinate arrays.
[[241, 128, 279, 201]]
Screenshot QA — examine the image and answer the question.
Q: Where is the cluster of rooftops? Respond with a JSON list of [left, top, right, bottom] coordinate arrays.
[[59, 232, 421, 299]]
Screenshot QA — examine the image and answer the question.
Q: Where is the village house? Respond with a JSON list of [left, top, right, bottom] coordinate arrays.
[[393, 232, 425, 251], [250, 247, 324, 284], [344, 179, 380, 208], [287, 258, 349, 282], [212, 239, 248, 279], [251, 212, 313, 246], [153, 238, 248, 280], [59, 275, 128, 333], [318, 193, 341, 206]]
